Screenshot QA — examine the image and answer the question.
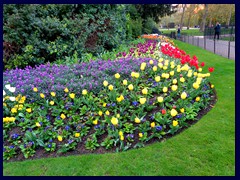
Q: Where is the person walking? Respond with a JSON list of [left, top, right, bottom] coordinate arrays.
[[177, 25, 181, 39], [214, 22, 221, 40]]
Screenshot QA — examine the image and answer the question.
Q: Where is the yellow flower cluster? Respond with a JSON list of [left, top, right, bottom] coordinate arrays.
[[131, 72, 140, 78], [3, 117, 16, 123]]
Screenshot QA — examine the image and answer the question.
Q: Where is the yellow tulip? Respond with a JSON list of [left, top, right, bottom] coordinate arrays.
[[82, 89, 88, 95], [149, 60, 154, 64], [64, 88, 69, 93], [115, 73, 121, 79], [158, 63, 163, 68], [159, 58, 163, 62], [152, 66, 157, 71], [198, 68, 202, 72], [139, 133, 143, 138], [172, 79, 177, 84], [111, 117, 118, 125], [142, 88, 148, 95], [93, 119, 98, 125], [180, 77, 185, 83], [119, 131, 123, 136], [51, 92, 56, 97], [50, 101, 55, 105], [131, 72, 136, 77], [75, 133, 80, 138], [128, 84, 134, 91], [58, 136, 63, 141], [170, 71, 174, 76], [108, 85, 114, 91], [139, 97, 146, 105], [60, 113, 66, 119], [155, 76, 160, 82], [163, 87, 168, 93], [170, 109, 178, 117], [211, 84, 214, 88], [134, 72, 140, 78], [193, 82, 199, 89], [36, 122, 41, 127], [135, 117, 141, 123], [40, 93, 45, 98], [123, 79, 128, 85], [103, 80, 108, 87], [157, 96, 163, 103], [181, 92, 187, 99], [173, 120, 178, 127], [69, 93, 75, 99], [150, 122, 155, 128], [171, 85, 178, 91], [116, 114, 120, 118], [195, 97, 200, 102], [98, 111, 103, 116], [26, 108, 32, 113]]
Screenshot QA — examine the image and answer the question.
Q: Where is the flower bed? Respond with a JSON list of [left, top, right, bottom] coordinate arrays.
[[3, 39, 216, 161]]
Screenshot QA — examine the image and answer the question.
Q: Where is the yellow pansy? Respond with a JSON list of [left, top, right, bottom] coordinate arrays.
[[180, 108, 185, 113], [33, 87, 38, 92], [158, 63, 163, 68], [211, 84, 214, 88], [11, 108, 17, 113], [116, 114, 120, 118], [103, 103, 107, 107], [120, 135, 124, 141], [75, 133, 80, 138], [119, 131, 123, 136], [149, 60, 154, 64], [139, 133, 143, 138], [140, 62, 147, 70], [36, 122, 41, 127]]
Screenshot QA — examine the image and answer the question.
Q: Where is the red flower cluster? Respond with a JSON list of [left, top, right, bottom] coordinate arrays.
[[161, 43, 214, 72]]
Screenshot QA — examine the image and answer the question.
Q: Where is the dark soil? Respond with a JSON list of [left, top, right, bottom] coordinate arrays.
[[5, 89, 218, 163]]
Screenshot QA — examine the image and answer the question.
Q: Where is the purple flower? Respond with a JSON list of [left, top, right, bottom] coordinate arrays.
[[156, 126, 163, 131]]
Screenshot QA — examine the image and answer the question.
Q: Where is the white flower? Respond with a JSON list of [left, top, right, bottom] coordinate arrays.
[[5, 84, 11, 90], [9, 96, 16, 101], [3, 90, 6, 96], [9, 87, 16, 93]]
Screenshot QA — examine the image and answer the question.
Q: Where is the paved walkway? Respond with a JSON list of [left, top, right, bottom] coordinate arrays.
[[179, 35, 235, 60]]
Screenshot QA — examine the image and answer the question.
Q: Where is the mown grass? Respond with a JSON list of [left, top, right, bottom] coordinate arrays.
[[160, 29, 204, 36], [3, 40, 235, 176]]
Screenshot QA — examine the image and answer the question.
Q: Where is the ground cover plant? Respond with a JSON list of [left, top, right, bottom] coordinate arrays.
[[3, 38, 217, 162]]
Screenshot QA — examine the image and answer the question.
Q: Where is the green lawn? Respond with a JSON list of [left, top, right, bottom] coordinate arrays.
[[160, 29, 204, 36], [3, 40, 235, 176]]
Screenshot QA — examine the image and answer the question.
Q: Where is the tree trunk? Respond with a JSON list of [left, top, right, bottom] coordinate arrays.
[[200, 4, 208, 32], [208, 18, 212, 27], [180, 4, 187, 30], [226, 8, 232, 28], [187, 13, 191, 29]]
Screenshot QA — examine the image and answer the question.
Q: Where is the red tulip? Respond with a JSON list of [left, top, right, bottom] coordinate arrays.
[[201, 62, 205, 67], [208, 67, 214, 73], [161, 109, 166, 114]]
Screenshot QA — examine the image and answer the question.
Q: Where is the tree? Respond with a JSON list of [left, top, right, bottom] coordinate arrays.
[[200, 4, 208, 32], [179, 4, 187, 30]]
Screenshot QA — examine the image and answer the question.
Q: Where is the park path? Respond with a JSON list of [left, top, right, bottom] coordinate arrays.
[[179, 35, 235, 60]]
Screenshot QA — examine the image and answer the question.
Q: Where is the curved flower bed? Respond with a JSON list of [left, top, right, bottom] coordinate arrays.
[[3, 39, 216, 161]]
